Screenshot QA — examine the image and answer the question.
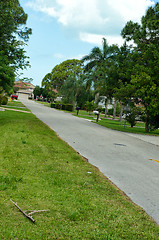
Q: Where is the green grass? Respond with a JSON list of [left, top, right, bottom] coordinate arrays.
[[0, 99, 30, 112], [35, 101, 51, 107], [1, 109, 159, 239], [74, 110, 159, 136], [97, 119, 159, 135]]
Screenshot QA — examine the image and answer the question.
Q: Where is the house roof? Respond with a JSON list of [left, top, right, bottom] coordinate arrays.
[[14, 81, 35, 89]]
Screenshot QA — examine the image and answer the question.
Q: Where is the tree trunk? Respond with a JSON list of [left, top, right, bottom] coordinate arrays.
[[95, 92, 100, 104], [119, 102, 124, 122], [104, 98, 108, 118], [104, 105, 108, 118], [145, 113, 149, 132], [72, 101, 76, 112], [145, 118, 149, 132], [113, 99, 117, 120]]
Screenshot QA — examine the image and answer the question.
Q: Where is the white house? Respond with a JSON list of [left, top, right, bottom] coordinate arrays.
[[14, 81, 35, 100]]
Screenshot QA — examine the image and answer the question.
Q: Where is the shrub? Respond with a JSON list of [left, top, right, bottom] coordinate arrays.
[[108, 108, 113, 116], [86, 101, 96, 114], [101, 108, 105, 114], [62, 104, 66, 110], [55, 103, 62, 109], [51, 103, 55, 108], [126, 109, 137, 128], [65, 104, 73, 111], [1, 95, 8, 105]]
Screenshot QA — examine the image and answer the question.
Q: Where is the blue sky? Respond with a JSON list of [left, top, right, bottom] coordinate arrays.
[[19, 0, 158, 87]]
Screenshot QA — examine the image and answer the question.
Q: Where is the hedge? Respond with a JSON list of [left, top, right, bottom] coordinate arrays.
[[65, 104, 73, 111], [51, 103, 55, 108], [50, 103, 73, 111]]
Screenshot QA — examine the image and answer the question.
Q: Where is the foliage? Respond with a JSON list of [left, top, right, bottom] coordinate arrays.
[[40, 3, 159, 132], [120, 2, 159, 132], [51, 102, 73, 112], [51, 103, 55, 108], [149, 114, 159, 131], [0, 0, 32, 92], [33, 85, 56, 100], [42, 59, 83, 91], [60, 73, 85, 110], [1, 96, 8, 105], [126, 108, 138, 128], [65, 104, 73, 111], [33, 86, 42, 97], [82, 38, 113, 72], [85, 100, 96, 114], [13, 86, 19, 93]]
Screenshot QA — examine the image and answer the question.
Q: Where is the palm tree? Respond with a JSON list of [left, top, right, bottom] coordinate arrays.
[[82, 38, 113, 71], [82, 38, 116, 117]]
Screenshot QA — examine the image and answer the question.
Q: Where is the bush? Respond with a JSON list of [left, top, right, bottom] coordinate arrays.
[[108, 108, 114, 116], [126, 109, 137, 128], [0, 95, 8, 105], [86, 101, 96, 113], [51, 103, 55, 108], [55, 103, 62, 109], [65, 104, 73, 111], [51, 102, 72, 111], [62, 104, 66, 110]]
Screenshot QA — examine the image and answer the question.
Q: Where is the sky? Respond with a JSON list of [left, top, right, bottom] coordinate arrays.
[[19, 0, 158, 87]]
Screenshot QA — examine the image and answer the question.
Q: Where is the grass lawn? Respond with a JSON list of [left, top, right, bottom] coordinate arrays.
[[74, 110, 159, 136], [35, 101, 51, 107], [0, 107, 159, 239], [0, 99, 31, 112]]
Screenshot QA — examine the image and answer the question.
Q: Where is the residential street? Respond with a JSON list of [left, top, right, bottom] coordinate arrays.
[[21, 99, 159, 224]]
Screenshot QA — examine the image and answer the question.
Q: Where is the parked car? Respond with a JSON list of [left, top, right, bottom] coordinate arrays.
[[11, 94, 18, 100]]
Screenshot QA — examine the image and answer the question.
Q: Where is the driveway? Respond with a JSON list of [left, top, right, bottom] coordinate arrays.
[[21, 99, 159, 224]]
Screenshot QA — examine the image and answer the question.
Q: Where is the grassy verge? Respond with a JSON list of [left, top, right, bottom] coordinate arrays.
[[74, 110, 159, 136], [35, 101, 51, 107], [0, 99, 31, 112], [0, 109, 159, 239]]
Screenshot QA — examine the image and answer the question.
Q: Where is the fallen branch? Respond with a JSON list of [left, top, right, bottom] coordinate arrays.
[[10, 199, 49, 223]]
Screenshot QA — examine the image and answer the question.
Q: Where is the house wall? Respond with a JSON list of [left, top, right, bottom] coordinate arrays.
[[17, 92, 30, 100], [14, 81, 35, 100]]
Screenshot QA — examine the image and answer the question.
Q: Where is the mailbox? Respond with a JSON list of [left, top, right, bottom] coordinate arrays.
[[93, 110, 100, 122]]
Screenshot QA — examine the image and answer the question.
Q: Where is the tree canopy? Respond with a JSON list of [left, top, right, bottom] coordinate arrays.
[[42, 59, 83, 91], [121, 2, 159, 131], [0, 0, 32, 92]]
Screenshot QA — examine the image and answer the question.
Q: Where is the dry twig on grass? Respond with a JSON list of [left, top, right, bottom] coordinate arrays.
[[10, 199, 49, 223]]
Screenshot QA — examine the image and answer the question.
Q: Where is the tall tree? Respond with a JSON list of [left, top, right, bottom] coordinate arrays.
[[60, 74, 84, 111], [42, 59, 83, 91], [82, 38, 112, 71], [0, 0, 32, 92], [121, 2, 159, 132], [82, 38, 117, 117]]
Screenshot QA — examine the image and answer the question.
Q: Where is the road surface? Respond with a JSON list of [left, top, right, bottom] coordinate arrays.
[[21, 99, 159, 224]]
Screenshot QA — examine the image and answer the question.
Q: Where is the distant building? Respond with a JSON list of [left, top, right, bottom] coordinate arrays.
[[14, 81, 35, 100]]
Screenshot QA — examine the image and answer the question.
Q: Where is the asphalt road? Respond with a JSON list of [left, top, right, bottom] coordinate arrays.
[[21, 99, 159, 224]]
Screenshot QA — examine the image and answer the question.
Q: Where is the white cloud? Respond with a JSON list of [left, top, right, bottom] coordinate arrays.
[[107, 0, 154, 22], [80, 33, 125, 46], [54, 52, 85, 61], [26, 0, 155, 45]]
